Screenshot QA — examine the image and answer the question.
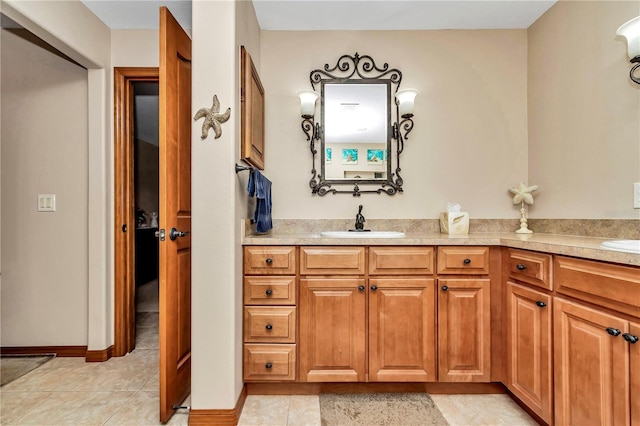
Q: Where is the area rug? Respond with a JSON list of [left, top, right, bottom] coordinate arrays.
[[0, 354, 55, 386], [320, 393, 449, 426]]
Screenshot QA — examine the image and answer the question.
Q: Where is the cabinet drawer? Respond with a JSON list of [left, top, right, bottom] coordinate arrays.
[[244, 307, 296, 343], [555, 256, 640, 317], [244, 276, 296, 305], [507, 249, 553, 290], [244, 246, 296, 275], [300, 247, 365, 275], [369, 246, 434, 275], [243, 344, 296, 381], [437, 246, 489, 275]]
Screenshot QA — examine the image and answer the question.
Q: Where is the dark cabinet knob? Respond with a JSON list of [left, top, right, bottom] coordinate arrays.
[[265, 258, 273, 265], [265, 324, 273, 330], [606, 327, 622, 337], [441, 285, 448, 291], [623, 333, 639, 344], [265, 289, 273, 296], [463, 258, 471, 265], [516, 264, 527, 270], [358, 285, 365, 292], [265, 362, 273, 369], [536, 301, 547, 308], [370, 285, 378, 291]]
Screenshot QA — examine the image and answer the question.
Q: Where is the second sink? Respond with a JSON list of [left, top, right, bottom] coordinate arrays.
[[320, 231, 406, 238]]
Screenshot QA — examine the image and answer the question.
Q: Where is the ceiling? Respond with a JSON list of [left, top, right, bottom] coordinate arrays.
[[80, 0, 557, 31]]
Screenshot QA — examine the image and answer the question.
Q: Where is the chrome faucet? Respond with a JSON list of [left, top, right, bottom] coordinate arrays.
[[354, 205, 366, 231]]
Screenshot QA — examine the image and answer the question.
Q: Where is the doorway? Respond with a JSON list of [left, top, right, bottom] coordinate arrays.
[[132, 81, 160, 350], [114, 67, 159, 357]]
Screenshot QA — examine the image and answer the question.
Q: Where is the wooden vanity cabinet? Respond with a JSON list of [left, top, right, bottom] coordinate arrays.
[[436, 246, 492, 383], [298, 246, 436, 382], [504, 249, 553, 424], [553, 256, 640, 426], [243, 246, 297, 382]]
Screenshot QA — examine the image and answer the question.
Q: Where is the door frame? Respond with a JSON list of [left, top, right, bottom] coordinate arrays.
[[113, 67, 159, 357]]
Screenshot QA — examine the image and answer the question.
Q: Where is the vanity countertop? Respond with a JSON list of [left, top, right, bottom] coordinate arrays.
[[242, 231, 640, 267]]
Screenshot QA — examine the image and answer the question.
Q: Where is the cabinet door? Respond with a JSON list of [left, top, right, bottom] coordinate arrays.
[[506, 282, 552, 423], [369, 278, 436, 382], [437, 278, 491, 382], [554, 298, 630, 426], [299, 278, 366, 382]]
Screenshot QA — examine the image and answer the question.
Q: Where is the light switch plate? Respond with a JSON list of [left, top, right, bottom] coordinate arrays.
[[635, 183, 640, 209], [37, 194, 56, 212]]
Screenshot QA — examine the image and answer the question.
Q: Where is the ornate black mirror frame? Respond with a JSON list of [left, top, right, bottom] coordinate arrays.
[[301, 53, 415, 196]]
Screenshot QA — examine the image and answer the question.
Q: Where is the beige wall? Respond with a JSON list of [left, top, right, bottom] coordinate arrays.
[[261, 30, 528, 220], [190, 0, 261, 410], [528, 0, 640, 219], [1, 29, 89, 345]]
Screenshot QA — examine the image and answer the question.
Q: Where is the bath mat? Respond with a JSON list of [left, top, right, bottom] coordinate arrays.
[[0, 354, 54, 386], [320, 392, 449, 426]]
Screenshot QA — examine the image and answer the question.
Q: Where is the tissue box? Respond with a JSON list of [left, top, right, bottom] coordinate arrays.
[[440, 212, 469, 235]]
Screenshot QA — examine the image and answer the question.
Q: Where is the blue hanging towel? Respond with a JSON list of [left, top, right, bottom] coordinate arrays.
[[247, 169, 273, 234]]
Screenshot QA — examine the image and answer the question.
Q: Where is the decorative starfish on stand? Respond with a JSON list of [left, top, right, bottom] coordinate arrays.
[[193, 95, 231, 139], [509, 182, 538, 234]]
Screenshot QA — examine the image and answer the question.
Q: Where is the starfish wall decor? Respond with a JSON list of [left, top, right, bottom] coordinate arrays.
[[193, 95, 231, 139]]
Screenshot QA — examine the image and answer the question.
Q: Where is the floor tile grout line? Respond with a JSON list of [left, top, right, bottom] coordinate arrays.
[[100, 389, 140, 426], [1, 390, 56, 425]]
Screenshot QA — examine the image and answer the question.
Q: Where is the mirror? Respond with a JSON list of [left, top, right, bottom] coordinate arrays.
[[301, 53, 415, 196]]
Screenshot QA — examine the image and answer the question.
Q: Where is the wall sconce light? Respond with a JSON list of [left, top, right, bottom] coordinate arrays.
[[395, 89, 419, 118], [298, 91, 321, 142], [298, 91, 320, 118], [617, 16, 640, 84]]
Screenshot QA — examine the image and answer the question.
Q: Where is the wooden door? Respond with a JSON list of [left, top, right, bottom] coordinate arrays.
[[554, 298, 629, 426], [369, 278, 436, 382], [299, 278, 366, 382], [437, 278, 491, 382], [506, 282, 552, 423], [159, 7, 191, 423], [630, 322, 640, 426]]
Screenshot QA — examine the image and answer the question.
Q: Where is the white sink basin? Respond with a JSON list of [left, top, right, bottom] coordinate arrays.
[[320, 231, 406, 238], [600, 240, 640, 254]]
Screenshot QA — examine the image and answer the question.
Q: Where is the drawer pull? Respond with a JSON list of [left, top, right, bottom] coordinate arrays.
[[358, 285, 365, 292], [536, 301, 547, 308], [463, 258, 471, 265], [265, 258, 273, 265], [441, 285, 449, 291], [516, 264, 527, 270], [606, 327, 621, 337], [265, 324, 273, 330], [265, 362, 273, 369], [623, 333, 639, 344], [370, 285, 378, 291], [265, 289, 273, 296]]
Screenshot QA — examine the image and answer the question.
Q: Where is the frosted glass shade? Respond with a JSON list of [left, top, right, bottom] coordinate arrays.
[[395, 89, 419, 118], [617, 16, 640, 60], [298, 91, 319, 118]]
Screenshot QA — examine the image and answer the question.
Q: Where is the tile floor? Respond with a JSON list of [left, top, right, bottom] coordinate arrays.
[[238, 393, 538, 426]]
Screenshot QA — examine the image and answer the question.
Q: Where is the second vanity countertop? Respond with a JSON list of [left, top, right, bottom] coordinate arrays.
[[243, 231, 640, 267]]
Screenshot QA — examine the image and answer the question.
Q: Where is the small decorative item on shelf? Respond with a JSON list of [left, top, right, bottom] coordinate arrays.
[[509, 182, 538, 234], [136, 206, 147, 227], [150, 212, 158, 228]]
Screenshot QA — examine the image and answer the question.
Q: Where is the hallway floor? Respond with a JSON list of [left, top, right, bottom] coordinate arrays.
[[0, 311, 190, 425]]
